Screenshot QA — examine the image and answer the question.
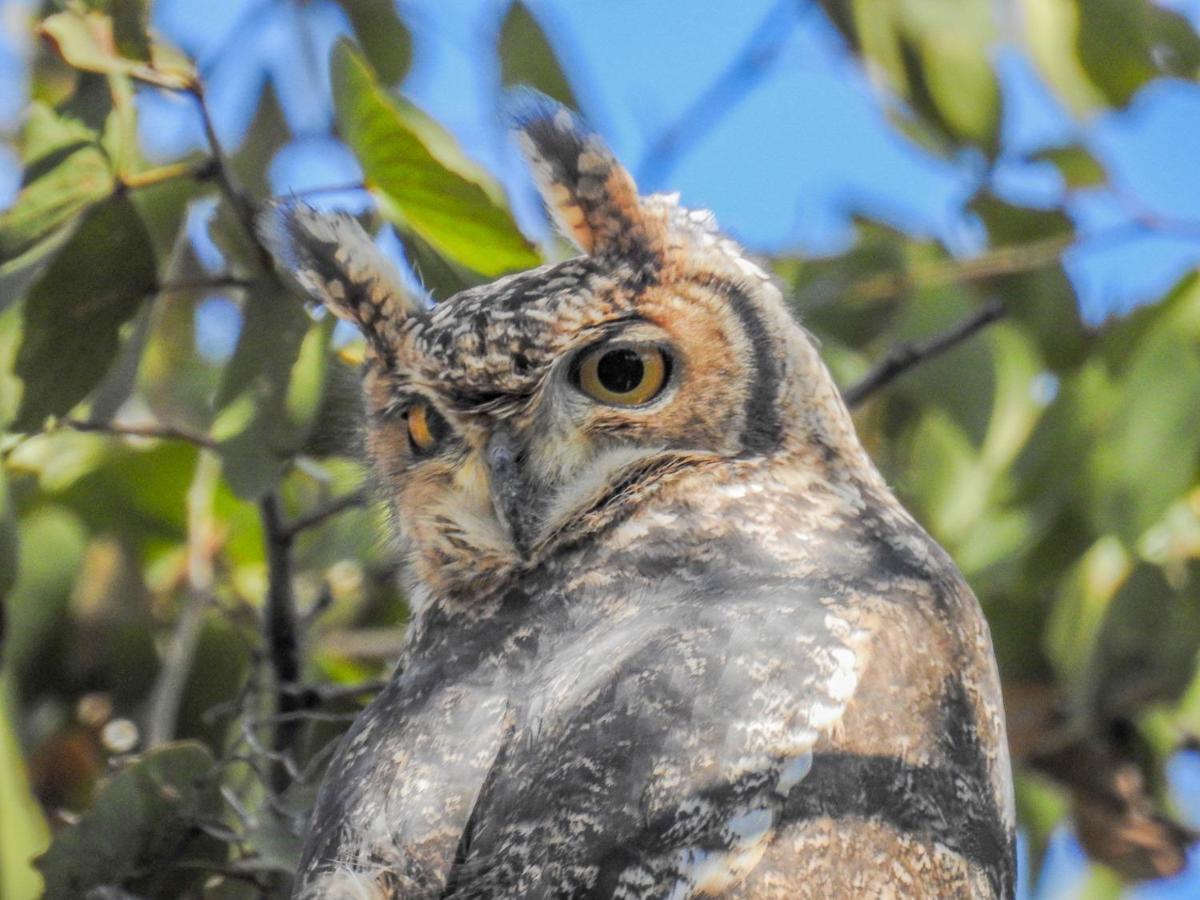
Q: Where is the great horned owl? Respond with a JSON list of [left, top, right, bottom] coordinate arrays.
[[263, 97, 1016, 899]]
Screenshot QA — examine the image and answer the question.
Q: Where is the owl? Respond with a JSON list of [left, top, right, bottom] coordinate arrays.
[[262, 96, 1016, 899]]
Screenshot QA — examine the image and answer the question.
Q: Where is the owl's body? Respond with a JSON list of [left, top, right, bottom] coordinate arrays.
[[265, 98, 1014, 899]]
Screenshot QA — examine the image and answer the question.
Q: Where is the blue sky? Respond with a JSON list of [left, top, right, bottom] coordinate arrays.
[[2, 0, 1200, 895]]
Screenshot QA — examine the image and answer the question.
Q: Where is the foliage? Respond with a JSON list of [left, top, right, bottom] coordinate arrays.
[[0, 1, 1198, 897]]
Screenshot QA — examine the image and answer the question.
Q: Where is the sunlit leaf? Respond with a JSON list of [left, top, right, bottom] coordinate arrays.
[[1044, 535, 1132, 696], [35, 741, 224, 899], [1018, 0, 1107, 114], [0, 468, 14, 616], [338, 0, 412, 85], [39, 11, 194, 90], [818, 0, 1000, 150], [499, 1, 579, 109], [0, 104, 113, 267], [1090, 304, 1200, 542], [331, 40, 540, 275], [0, 675, 50, 900], [400, 229, 485, 302]]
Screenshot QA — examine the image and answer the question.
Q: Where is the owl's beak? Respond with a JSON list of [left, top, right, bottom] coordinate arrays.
[[486, 428, 533, 558]]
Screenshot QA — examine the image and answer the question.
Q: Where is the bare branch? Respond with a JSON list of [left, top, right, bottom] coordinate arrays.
[[159, 275, 255, 293], [281, 488, 371, 540], [65, 417, 216, 449], [189, 83, 274, 271], [146, 452, 220, 745], [843, 300, 1007, 408], [258, 492, 304, 793]]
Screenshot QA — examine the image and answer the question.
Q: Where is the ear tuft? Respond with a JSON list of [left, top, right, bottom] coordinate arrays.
[[258, 200, 423, 350], [509, 90, 654, 261]]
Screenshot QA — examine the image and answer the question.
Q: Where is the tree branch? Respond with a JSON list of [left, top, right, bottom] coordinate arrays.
[[281, 488, 370, 540], [65, 417, 216, 448], [145, 451, 220, 745], [258, 492, 304, 793], [189, 83, 274, 270], [843, 299, 1007, 408]]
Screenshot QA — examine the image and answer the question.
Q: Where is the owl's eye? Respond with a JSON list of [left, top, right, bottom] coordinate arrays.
[[406, 402, 450, 455], [576, 343, 670, 406]]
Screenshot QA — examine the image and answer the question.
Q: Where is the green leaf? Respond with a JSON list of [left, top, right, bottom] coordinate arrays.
[[499, 1, 579, 109], [819, 0, 1000, 151], [0, 104, 113, 266], [39, 11, 194, 90], [0, 674, 50, 900], [1076, 0, 1200, 108], [1090, 307, 1200, 542], [139, 240, 221, 432], [331, 40, 540, 276], [35, 742, 224, 900], [3, 506, 88, 681], [212, 286, 326, 499], [969, 192, 1074, 245], [302, 355, 367, 458], [231, 82, 291, 199], [338, 0, 413, 85], [0, 223, 78, 315], [1087, 561, 1200, 718], [1018, 0, 1107, 114], [400, 229, 486, 301], [11, 195, 157, 431], [994, 267, 1092, 372], [110, 0, 151, 62], [0, 468, 14, 617], [1030, 144, 1107, 188]]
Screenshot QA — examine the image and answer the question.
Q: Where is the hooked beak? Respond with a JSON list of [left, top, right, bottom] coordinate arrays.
[[486, 428, 533, 558]]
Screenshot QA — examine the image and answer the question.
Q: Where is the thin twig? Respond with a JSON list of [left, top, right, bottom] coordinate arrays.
[[159, 275, 255, 293], [281, 488, 370, 540], [258, 492, 304, 793], [65, 417, 216, 448], [189, 83, 274, 270], [278, 679, 387, 705], [119, 158, 216, 192], [145, 452, 220, 745], [291, 181, 368, 198], [843, 300, 1007, 408]]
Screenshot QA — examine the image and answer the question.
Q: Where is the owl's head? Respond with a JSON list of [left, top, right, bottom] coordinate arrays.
[[263, 97, 862, 600]]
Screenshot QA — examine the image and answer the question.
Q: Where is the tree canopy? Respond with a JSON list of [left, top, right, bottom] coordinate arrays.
[[1, 1, 1199, 897]]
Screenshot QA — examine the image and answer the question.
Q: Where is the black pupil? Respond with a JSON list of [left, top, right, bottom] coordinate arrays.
[[423, 406, 448, 441], [596, 349, 645, 394]]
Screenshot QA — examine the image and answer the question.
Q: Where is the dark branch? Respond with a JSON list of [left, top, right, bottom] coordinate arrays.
[[843, 300, 1007, 408], [189, 83, 274, 271], [259, 492, 304, 793], [65, 417, 216, 449], [281, 488, 370, 540]]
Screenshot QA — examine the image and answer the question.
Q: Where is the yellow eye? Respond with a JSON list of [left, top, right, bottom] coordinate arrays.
[[577, 344, 670, 406], [406, 402, 448, 455]]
